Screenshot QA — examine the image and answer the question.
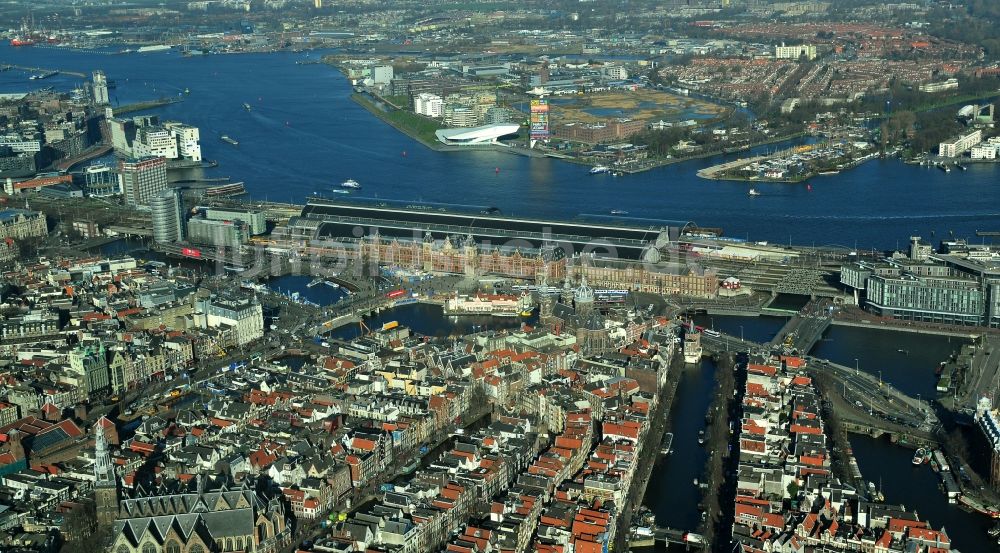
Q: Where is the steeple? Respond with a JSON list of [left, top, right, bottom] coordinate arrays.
[[93, 417, 119, 527], [561, 273, 574, 305], [574, 275, 595, 318], [94, 418, 114, 486]]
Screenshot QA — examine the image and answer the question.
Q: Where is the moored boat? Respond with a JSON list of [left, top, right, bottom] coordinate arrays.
[[660, 432, 674, 455], [912, 447, 927, 466]]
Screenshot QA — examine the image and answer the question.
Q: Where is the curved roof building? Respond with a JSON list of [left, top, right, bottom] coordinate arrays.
[[435, 123, 520, 145]]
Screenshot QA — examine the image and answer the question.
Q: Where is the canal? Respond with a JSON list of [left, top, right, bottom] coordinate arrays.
[[691, 313, 788, 345], [851, 435, 996, 552], [643, 358, 719, 538], [329, 302, 531, 341]]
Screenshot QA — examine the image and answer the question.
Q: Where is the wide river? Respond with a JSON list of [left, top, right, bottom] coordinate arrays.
[[3, 44, 1000, 249]]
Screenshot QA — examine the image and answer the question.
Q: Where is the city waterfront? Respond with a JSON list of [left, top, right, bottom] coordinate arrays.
[[4, 45, 1000, 249]]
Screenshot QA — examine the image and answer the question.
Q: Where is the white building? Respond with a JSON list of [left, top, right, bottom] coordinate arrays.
[[205, 294, 264, 346], [413, 93, 443, 118], [775, 43, 817, 60], [435, 123, 520, 145], [444, 105, 479, 128], [371, 65, 394, 86], [604, 65, 628, 80], [164, 122, 202, 161], [971, 144, 997, 160], [919, 78, 959, 93], [132, 128, 179, 160], [0, 135, 41, 153], [939, 129, 982, 158]]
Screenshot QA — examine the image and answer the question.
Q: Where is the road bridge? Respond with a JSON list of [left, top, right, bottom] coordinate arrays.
[[698, 330, 936, 432], [768, 311, 832, 353], [630, 527, 705, 549], [154, 243, 246, 266], [106, 225, 153, 238]]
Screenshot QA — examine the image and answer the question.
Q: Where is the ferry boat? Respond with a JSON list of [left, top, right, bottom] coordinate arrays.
[[330, 189, 350, 194], [684, 325, 703, 364], [660, 432, 674, 455], [609, 209, 629, 215], [220, 135, 239, 146], [817, 170, 840, 176], [324, 280, 340, 288], [589, 165, 610, 174], [306, 277, 323, 288], [748, 187, 761, 196], [912, 447, 928, 466], [10, 36, 35, 47], [340, 179, 361, 189]]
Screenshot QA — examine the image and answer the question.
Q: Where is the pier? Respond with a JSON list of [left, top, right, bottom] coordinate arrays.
[[0, 64, 88, 78], [696, 154, 767, 179], [113, 96, 184, 116]]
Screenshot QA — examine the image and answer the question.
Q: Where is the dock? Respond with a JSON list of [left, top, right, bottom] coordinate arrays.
[[113, 96, 183, 115], [697, 155, 767, 179], [0, 64, 87, 78]]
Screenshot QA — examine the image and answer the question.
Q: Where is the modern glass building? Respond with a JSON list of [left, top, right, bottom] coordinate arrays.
[[151, 188, 185, 243]]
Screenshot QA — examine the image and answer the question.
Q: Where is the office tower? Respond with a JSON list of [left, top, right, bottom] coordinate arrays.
[[119, 156, 167, 207], [151, 188, 185, 243]]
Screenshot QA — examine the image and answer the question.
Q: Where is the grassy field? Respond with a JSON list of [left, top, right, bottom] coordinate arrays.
[[352, 93, 444, 148], [549, 89, 727, 124]]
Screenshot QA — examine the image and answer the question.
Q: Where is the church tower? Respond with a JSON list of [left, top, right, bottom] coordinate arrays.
[[93, 418, 119, 527], [574, 275, 595, 319], [560, 274, 575, 305], [539, 271, 555, 322]]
